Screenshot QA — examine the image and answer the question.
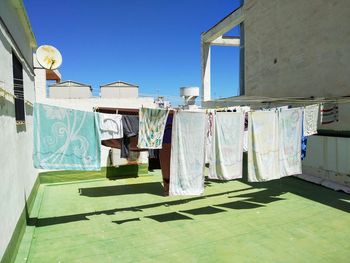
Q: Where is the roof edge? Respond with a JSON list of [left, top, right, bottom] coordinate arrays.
[[100, 80, 139, 88], [49, 80, 92, 88], [11, 0, 37, 48]]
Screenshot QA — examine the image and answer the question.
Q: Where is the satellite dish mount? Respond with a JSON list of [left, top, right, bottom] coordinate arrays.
[[36, 45, 62, 70]]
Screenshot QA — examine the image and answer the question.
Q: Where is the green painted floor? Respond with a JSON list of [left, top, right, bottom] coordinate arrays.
[[15, 171, 350, 263]]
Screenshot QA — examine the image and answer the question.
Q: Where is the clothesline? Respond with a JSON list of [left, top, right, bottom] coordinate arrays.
[[0, 86, 16, 100], [205, 95, 350, 105], [0, 83, 33, 107], [31, 102, 333, 197]]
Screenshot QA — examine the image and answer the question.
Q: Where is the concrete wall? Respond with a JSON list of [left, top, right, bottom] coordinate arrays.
[[101, 86, 138, 99], [34, 68, 46, 101], [301, 135, 350, 193], [0, 2, 37, 260], [49, 86, 92, 99], [244, 0, 350, 98]]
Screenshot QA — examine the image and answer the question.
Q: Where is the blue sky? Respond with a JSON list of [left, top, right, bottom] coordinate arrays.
[[25, 0, 242, 104]]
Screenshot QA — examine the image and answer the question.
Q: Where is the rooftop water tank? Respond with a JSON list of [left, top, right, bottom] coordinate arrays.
[[180, 86, 199, 106]]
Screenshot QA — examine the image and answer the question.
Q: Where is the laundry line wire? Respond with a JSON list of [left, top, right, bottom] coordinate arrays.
[[0, 86, 33, 107], [205, 96, 350, 105], [139, 92, 350, 105]]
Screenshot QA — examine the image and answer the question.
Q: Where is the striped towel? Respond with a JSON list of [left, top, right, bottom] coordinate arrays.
[[320, 103, 339, 125]]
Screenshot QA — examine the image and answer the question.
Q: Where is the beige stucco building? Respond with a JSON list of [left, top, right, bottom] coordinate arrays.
[[49, 80, 92, 99], [100, 81, 139, 99]]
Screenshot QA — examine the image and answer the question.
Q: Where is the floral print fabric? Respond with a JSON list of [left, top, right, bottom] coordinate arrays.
[[137, 107, 169, 149], [33, 103, 101, 170]]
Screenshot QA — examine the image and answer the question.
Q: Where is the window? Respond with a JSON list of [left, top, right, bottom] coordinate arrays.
[[12, 53, 25, 123]]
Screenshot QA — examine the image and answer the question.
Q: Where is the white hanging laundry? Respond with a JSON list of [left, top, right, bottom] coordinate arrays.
[[209, 112, 244, 180], [169, 111, 206, 196], [303, 104, 319, 136], [98, 113, 123, 140], [248, 110, 280, 182], [205, 110, 214, 164], [279, 108, 303, 177], [243, 130, 248, 152], [238, 106, 251, 113], [240, 107, 250, 152]]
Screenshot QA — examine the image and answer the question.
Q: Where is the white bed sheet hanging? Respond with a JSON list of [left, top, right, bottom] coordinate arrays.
[[279, 108, 303, 177], [209, 112, 244, 180], [248, 110, 280, 182], [169, 111, 206, 196]]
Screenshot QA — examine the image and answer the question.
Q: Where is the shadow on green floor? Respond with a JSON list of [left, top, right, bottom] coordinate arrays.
[[27, 153, 350, 228], [146, 212, 193, 222], [39, 165, 149, 184], [215, 200, 264, 210], [79, 182, 164, 197], [180, 206, 227, 215], [240, 177, 350, 213], [112, 218, 141, 225], [27, 186, 252, 227], [27, 176, 350, 229]]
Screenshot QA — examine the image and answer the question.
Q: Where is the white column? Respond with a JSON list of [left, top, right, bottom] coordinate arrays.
[[201, 41, 211, 102], [34, 68, 47, 102]]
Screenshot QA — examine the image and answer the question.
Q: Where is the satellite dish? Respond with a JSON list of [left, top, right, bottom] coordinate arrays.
[[36, 45, 62, 70]]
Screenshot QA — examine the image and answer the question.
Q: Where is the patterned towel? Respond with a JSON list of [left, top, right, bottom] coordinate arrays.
[[320, 103, 339, 125], [303, 104, 319, 136], [138, 108, 169, 149], [33, 103, 101, 170], [98, 113, 123, 140]]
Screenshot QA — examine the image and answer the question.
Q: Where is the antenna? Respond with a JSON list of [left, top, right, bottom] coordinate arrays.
[[36, 45, 62, 70]]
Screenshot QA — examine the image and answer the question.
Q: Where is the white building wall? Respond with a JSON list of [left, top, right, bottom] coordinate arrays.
[[34, 68, 47, 102], [0, 1, 37, 259], [101, 86, 138, 98], [244, 0, 350, 98], [49, 86, 92, 99]]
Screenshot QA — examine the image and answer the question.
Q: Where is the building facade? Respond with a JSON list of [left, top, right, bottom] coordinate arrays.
[[100, 81, 139, 99], [201, 0, 350, 192], [49, 80, 92, 99], [0, 0, 38, 261]]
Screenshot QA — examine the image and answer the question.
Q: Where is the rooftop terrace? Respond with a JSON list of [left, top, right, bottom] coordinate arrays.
[[14, 170, 350, 262]]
